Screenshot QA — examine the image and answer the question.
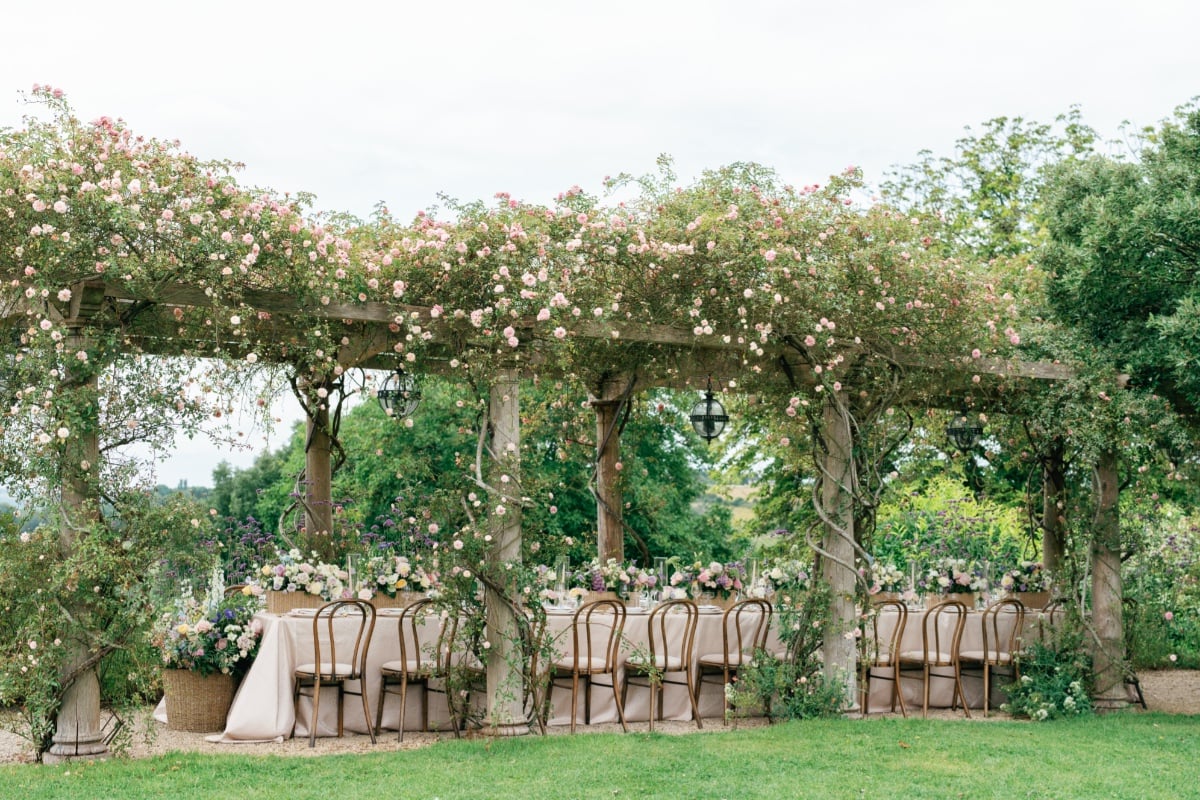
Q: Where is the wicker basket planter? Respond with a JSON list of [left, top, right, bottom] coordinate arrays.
[[266, 590, 326, 615], [370, 591, 426, 609], [712, 593, 740, 611], [584, 591, 620, 605], [162, 669, 236, 732], [1009, 590, 1052, 609]]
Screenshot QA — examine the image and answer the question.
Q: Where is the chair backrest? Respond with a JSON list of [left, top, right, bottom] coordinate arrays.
[[224, 584, 248, 597], [867, 600, 907, 665], [1038, 599, 1066, 642], [920, 600, 968, 665], [399, 598, 448, 673], [312, 599, 376, 679], [570, 599, 627, 671], [647, 599, 699, 669], [720, 598, 773, 665], [981, 598, 1025, 661]]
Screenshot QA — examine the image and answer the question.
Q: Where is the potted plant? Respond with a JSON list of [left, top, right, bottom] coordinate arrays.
[[155, 586, 263, 732]]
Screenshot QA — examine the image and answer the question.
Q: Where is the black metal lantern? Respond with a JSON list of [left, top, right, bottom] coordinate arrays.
[[689, 377, 729, 443], [377, 368, 421, 420], [945, 411, 983, 454]]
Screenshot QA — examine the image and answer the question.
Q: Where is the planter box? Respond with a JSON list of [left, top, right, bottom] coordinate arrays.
[[266, 590, 326, 615], [162, 669, 235, 732], [370, 591, 426, 609], [1009, 590, 1052, 609]]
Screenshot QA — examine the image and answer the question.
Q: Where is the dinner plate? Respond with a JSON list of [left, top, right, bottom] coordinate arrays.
[[288, 608, 318, 617], [376, 608, 406, 616], [696, 605, 722, 614], [625, 606, 648, 615]]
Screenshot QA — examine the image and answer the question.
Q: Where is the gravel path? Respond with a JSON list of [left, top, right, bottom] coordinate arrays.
[[2, 669, 1195, 764]]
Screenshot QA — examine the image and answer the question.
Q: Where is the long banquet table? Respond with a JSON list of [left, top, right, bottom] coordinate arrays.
[[196, 604, 778, 742], [862, 603, 1050, 713]]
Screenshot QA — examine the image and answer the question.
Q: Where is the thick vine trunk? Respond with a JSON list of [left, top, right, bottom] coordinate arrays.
[[303, 396, 335, 561], [1042, 438, 1066, 575], [1091, 450, 1127, 709]]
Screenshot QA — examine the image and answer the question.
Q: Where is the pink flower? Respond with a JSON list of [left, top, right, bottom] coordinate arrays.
[[1164, 611, 1175, 621], [763, 249, 777, 262]]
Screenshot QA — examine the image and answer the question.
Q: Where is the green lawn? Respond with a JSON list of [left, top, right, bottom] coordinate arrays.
[[3, 713, 1198, 800]]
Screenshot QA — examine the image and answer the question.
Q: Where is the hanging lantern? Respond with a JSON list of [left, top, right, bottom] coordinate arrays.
[[689, 377, 729, 443], [377, 368, 421, 420], [945, 411, 983, 454]]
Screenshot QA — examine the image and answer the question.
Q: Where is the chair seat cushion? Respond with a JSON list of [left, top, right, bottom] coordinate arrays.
[[698, 652, 752, 668], [898, 650, 955, 664], [379, 659, 429, 675], [625, 654, 684, 671], [958, 649, 1012, 664], [552, 657, 610, 672], [296, 662, 355, 678]]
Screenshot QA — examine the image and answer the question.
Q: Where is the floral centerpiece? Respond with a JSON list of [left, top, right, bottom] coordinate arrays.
[[866, 561, 907, 599], [257, 549, 346, 612], [1001, 561, 1050, 593], [756, 559, 810, 597], [359, 554, 436, 601], [691, 560, 746, 601], [922, 557, 987, 596], [576, 557, 632, 595]]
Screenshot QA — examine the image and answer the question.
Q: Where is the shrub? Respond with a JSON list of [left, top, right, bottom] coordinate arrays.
[[1003, 631, 1093, 721]]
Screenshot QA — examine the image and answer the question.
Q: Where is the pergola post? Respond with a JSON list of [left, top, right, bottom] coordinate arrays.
[[590, 375, 628, 564], [818, 397, 858, 706], [1042, 437, 1066, 574], [1091, 449, 1128, 708], [302, 381, 335, 561], [45, 327, 108, 763], [484, 365, 527, 733]]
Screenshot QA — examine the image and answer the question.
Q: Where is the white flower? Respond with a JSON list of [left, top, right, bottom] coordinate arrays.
[[56, 427, 70, 439]]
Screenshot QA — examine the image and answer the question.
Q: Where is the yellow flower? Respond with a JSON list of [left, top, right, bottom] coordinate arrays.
[[176, 624, 190, 635], [394, 579, 407, 590]]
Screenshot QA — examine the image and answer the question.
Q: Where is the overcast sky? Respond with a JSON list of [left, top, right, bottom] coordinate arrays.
[[3, 0, 1197, 488]]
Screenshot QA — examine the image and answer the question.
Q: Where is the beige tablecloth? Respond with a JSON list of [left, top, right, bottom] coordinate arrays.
[[542, 607, 778, 726], [863, 605, 1042, 712], [187, 605, 778, 741]]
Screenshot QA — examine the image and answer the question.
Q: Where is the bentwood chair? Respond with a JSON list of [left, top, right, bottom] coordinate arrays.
[[292, 599, 377, 747], [696, 598, 773, 724], [623, 599, 702, 731], [896, 599, 971, 718], [223, 584, 248, 597], [547, 599, 628, 732], [957, 598, 1025, 716], [860, 600, 908, 716], [375, 599, 454, 741]]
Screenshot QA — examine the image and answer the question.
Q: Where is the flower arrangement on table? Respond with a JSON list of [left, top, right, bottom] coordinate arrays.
[[155, 586, 263, 676], [257, 548, 346, 601], [866, 561, 907, 596], [757, 559, 811, 596], [359, 553, 436, 599], [921, 557, 987, 595], [626, 564, 659, 593], [1000, 561, 1050, 593], [691, 560, 746, 600], [575, 557, 632, 593]]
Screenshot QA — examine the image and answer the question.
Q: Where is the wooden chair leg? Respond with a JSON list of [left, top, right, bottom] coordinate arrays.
[[569, 673, 579, 733], [359, 680, 376, 744], [309, 678, 322, 747], [398, 675, 409, 742], [611, 672, 628, 732], [953, 666, 972, 719], [686, 672, 703, 730]]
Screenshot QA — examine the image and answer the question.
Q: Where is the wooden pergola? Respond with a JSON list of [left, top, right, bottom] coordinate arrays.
[[21, 274, 1129, 757]]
